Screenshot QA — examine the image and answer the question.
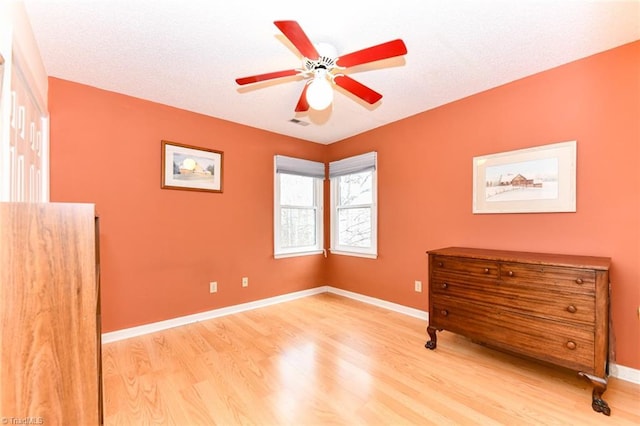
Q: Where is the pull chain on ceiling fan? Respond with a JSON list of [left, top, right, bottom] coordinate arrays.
[[235, 20, 408, 111]]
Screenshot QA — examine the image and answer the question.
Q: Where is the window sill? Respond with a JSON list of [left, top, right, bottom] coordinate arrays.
[[329, 249, 377, 259], [274, 250, 324, 259]]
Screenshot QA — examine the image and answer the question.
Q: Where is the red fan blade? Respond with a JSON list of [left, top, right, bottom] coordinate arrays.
[[334, 75, 382, 104], [295, 83, 310, 112], [235, 69, 299, 85], [274, 20, 319, 59], [336, 39, 407, 68]]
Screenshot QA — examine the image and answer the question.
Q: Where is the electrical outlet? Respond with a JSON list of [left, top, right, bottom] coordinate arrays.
[[209, 281, 217, 293], [242, 277, 249, 287], [414, 280, 422, 293]]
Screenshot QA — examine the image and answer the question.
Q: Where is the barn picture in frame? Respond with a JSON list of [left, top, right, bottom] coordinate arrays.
[[472, 141, 576, 214], [161, 140, 223, 193]]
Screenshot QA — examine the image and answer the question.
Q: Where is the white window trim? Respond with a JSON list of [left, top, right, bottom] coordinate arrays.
[[274, 157, 324, 258], [329, 249, 377, 259], [274, 248, 324, 259], [329, 153, 378, 259]]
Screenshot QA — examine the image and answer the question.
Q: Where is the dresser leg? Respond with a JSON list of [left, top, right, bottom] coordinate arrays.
[[578, 372, 610, 416], [425, 326, 438, 350]]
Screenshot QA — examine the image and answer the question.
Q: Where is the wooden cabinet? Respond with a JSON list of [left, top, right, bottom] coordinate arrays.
[[0, 203, 102, 424], [425, 247, 611, 415]]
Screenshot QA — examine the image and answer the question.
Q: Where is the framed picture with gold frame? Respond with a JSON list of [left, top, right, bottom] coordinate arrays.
[[161, 140, 223, 193]]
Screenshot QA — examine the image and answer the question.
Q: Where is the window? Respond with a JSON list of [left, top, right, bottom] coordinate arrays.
[[329, 152, 377, 258], [274, 155, 324, 258]]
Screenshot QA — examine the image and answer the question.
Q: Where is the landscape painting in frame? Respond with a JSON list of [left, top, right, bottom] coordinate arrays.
[[472, 141, 576, 214], [161, 140, 223, 193]]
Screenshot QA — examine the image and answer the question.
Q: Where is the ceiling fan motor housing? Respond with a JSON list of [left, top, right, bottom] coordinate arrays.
[[304, 56, 337, 74]]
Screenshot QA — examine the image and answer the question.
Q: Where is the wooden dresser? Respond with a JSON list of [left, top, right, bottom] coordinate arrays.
[[425, 247, 611, 416], [0, 203, 102, 424]]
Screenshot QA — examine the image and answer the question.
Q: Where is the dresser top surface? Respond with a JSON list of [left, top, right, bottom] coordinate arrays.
[[427, 247, 611, 270]]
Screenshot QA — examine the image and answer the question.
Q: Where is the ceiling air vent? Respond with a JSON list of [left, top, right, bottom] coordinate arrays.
[[289, 118, 310, 126]]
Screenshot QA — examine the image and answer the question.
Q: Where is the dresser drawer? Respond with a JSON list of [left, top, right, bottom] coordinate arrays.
[[430, 297, 596, 372], [432, 255, 499, 279], [499, 262, 596, 294], [431, 275, 596, 324]]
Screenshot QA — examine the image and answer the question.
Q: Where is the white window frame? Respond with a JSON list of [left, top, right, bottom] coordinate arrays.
[[329, 152, 378, 259], [274, 156, 324, 258]]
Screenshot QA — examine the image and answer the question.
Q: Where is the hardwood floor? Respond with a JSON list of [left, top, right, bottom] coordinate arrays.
[[102, 293, 640, 425]]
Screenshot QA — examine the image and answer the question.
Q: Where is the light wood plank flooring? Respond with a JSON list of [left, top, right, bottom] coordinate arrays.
[[102, 293, 640, 425]]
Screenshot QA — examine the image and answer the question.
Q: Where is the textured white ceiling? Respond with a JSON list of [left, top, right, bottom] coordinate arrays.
[[22, 0, 640, 144]]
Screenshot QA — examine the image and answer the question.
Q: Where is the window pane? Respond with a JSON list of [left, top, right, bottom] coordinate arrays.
[[339, 171, 372, 205], [280, 208, 316, 248], [338, 207, 371, 247], [280, 174, 314, 206]]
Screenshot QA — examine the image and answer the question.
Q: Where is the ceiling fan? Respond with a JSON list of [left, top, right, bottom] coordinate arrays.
[[235, 20, 407, 111]]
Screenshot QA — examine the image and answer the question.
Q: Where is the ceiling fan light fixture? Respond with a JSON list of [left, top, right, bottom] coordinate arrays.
[[306, 75, 333, 110]]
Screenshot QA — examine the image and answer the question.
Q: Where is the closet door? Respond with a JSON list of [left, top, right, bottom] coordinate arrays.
[[0, 1, 50, 202], [4, 62, 49, 202]]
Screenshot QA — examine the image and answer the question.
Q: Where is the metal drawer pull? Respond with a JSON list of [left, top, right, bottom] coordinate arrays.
[[567, 305, 577, 313], [438, 262, 444, 267], [441, 282, 448, 289], [575, 278, 584, 284], [507, 271, 514, 277], [566, 341, 577, 350], [440, 310, 449, 317], [484, 268, 490, 274]]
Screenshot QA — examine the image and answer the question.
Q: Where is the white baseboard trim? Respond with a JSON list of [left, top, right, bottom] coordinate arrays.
[[101, 286, 328, 344], [326, 286, 428, 321], [609, 362, 640, 385], [101, 285, 639, 385]]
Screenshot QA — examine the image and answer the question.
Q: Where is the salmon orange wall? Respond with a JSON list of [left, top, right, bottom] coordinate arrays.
[[48, 78, 327, 333], [326, 41, 639, 369], [49, 41, 639, 370]]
